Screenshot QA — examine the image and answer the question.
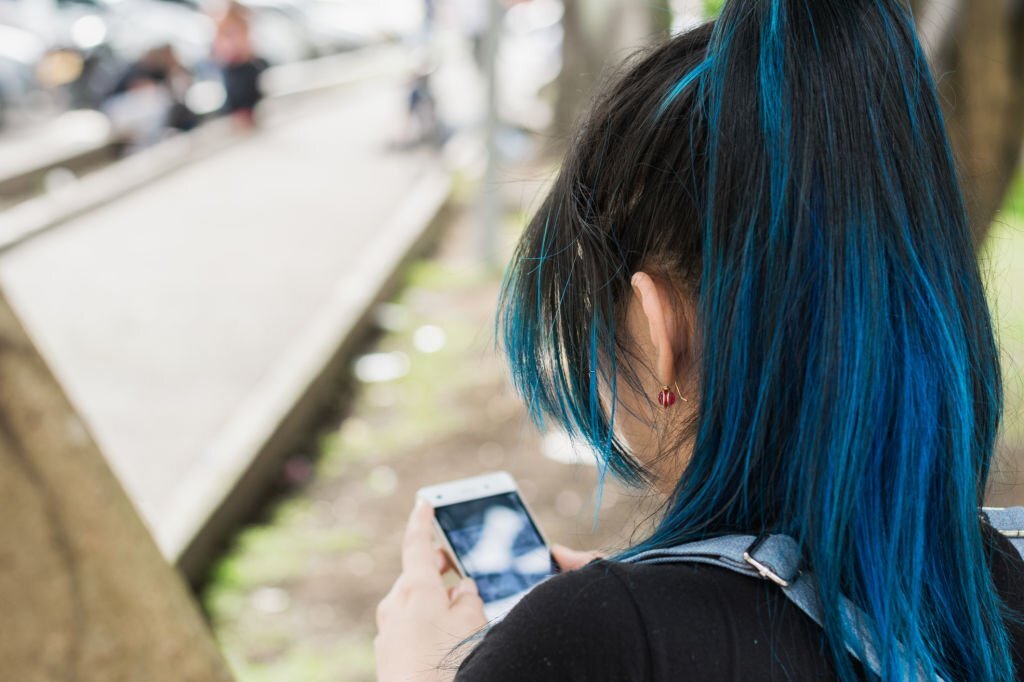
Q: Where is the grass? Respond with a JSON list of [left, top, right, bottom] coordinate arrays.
[[204, 496, 368, 622], [704, 0, 725, 18], [1001, 172, 1024, 224], [223, 641, 376, 682], [983, 196, 1024, 453]]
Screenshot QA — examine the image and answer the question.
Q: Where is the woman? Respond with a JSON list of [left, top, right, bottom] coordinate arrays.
[[376, 0, 1024, 679], [212, 1, 266, 127]]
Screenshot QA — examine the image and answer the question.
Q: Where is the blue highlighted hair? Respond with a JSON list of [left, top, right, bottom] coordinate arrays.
[[498, 0, 1020, 678]]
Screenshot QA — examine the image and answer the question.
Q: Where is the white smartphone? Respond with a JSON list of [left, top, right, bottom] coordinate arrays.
[[417, 471, 557, 620]]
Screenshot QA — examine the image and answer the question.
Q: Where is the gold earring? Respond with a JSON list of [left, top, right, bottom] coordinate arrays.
[[675, 381, 687, 403]]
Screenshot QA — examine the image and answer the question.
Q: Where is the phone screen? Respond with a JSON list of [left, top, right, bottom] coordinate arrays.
[[434, 491, 555, 616]]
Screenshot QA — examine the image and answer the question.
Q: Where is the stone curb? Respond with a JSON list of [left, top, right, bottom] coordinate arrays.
[[164, 166, 454, 583]]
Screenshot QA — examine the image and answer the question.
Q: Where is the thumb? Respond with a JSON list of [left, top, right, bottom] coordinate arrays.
[[450, 578, 485, 617], [551, 543, 603, 571], [451, 578, 480, 601]]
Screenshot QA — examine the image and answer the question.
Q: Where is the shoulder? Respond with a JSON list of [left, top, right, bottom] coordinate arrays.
[[454, 559, 762, 682], [982, 517, 1024, 573], [981, 520, 1024, 638], [982, 518, 1024, 609], [491, 556, 754, 633], [481, 559, 649, 641], [454, 560, 652, 681]]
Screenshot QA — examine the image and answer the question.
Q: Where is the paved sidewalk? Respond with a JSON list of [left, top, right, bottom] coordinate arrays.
[[0, 76, 447, 552]]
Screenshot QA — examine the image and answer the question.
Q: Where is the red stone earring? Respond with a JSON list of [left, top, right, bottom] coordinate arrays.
[[657, 382, 686, 408]]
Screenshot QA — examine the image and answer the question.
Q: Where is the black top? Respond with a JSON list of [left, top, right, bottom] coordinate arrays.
[[455, 523, 1024, 681]]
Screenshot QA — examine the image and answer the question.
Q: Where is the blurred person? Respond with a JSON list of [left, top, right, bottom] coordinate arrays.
[[212, 0, 266, 128], [102, 44, 197, 150], [451, 0, 489, 70], [375, 1, 1024, 680], [403, 54, 442, 148]]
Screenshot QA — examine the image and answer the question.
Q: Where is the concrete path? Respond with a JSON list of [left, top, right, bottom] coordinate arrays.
[[0, 76, 447, 553]]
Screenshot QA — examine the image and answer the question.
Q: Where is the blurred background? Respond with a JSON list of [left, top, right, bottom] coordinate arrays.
[[2, 0, 1024, 680]]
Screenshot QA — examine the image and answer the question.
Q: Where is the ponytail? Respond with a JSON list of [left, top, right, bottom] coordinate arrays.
[[656, 1, 1014, 678]]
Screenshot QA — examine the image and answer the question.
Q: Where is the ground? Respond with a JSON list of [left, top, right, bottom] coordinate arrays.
[[202, 166, 657, 681], [203, 161, 1024, 681]]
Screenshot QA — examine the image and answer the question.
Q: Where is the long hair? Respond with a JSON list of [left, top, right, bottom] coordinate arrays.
[[498, 0, 1017, 678]]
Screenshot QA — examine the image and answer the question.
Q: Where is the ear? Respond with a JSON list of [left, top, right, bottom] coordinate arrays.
[[630, 272, 679, 387]]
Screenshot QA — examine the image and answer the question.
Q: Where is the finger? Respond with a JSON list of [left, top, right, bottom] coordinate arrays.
[[551, 543, 603, 571], [449, 579, 487, 633], [450, 578, 484, 611], [402, 498, 440, 577], [436, 547, 458, 575]]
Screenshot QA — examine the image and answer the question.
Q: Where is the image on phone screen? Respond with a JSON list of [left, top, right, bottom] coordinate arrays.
[[434, 492, 555, 617]]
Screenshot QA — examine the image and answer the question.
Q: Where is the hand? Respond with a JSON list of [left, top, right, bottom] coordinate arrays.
[[551, 544, 603, 571], [375, 500, 487, 682]]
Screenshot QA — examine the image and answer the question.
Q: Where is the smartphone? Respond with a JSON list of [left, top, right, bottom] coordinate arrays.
[[417, 471, 556, 620]]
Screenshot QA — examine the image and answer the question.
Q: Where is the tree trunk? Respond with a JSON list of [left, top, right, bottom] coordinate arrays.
[[917, 0, 1024, 247], [554, 0, 672, 139], [0, 292, 233, 681]]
